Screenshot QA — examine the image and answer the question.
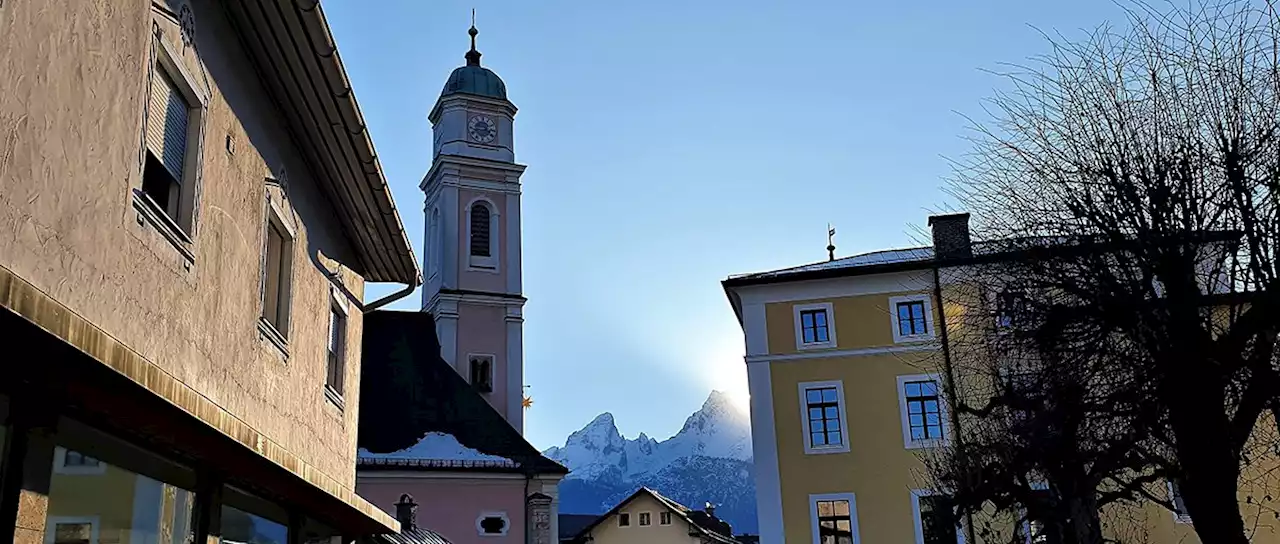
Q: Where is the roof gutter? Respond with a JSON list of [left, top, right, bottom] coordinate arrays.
[[291, 0, 421, 285], [363, 277, 421, 312]]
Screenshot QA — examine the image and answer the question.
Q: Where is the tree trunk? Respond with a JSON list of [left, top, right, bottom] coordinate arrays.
[[1167, 381, 1250, 544]]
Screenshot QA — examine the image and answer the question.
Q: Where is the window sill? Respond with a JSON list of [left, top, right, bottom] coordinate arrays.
[[324, 385, 344, 411], [132, 189, 195, 263], [803, 444, 850, 455], [257, 318, 289, 358], [893, 334, 937, 344], [904, 438, 948, 450], [797, 341, 836, 351]]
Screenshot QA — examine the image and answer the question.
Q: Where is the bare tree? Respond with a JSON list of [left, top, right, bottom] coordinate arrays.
[[941, 1, 1280, 542]]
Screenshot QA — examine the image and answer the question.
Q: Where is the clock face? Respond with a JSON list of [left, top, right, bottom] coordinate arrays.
[[468, 115, 498, 144]]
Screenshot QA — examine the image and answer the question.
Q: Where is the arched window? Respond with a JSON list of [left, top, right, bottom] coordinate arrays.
[[470, 355, 493, 393], [470, 203, 491, 257], [428, 208, 441, 277]]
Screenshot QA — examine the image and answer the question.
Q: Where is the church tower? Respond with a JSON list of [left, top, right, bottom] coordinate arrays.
[[421, 23, 526, 433]]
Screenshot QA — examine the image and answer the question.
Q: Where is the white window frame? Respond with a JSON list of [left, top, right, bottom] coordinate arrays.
[[798, 380, 850, 455], [638, 511, 652, 526], [897, 373, 950, 449], [794, 302, 837, 350], [1167, 481, 1192, 524], [45, 515, 100, 544], [890, 294, 936, 343], [465, 197, 500, 272], [52, 447, 106, 476], [659, 511, 672, 525], [809, 492, 859, 544], [137, 32, 207, 239], [475, 511, 510, 537], [911, 489, 965, 544]]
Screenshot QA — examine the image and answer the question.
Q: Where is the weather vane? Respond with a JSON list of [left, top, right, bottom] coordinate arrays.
[[827, 224, 837, 261]]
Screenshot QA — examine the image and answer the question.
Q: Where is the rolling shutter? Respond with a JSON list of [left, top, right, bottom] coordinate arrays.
[[145, 69, 189, 181]]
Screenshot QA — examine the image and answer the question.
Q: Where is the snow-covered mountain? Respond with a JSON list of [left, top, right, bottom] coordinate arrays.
[[543, 390, 757, 534]]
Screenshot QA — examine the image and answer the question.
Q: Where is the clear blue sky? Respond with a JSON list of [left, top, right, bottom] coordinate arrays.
[[327, 0, 1131, 450]]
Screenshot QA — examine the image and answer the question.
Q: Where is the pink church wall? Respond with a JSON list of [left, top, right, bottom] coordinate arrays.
[[457, 303, 509, 418], [359, 477, 528, 543], [458, 188, 508, 294]]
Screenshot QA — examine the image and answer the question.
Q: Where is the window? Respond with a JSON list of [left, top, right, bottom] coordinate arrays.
[[912, 491, 962, 544], [898, 374, 947, 448], [659, 511, 672, 525], [476, 512, 510, 536], [897, 301, 928, 336], [810, 493, 858, 544], [428, 207, 441, 278], [890, 295, 934, 342], [53, 447, 104, 475], [1022, 489, 1056, 544], [995, 289, 1033, 329], [46, 423, 196, 544], [467, 200, 499, 270], [639, 512, 651, 526], [800, 381, 848, 454], [1168, 481, 1192, 523], [470, 355, 494, 393], [794, 303, 836, 349], [618, 513, 631, 527], [470, 203, 491, 257], [326, 301, 346, 397], [138, 38, 204, 237], [47, 517, 99, 544], [260, 207, 294, 341]]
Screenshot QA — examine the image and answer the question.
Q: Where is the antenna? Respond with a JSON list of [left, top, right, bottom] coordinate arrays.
[[827, 224, 837, 261], [471, 8, 476, 27]]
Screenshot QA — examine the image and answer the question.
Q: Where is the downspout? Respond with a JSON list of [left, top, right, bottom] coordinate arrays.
[[931, 263, 975, 544], [364, 276, 422, 312]]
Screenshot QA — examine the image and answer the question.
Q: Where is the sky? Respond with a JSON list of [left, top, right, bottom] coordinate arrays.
[[324, 0, 1133, 450]]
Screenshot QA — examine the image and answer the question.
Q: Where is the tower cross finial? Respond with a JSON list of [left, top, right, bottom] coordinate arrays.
[[827, 224, 837, 261]]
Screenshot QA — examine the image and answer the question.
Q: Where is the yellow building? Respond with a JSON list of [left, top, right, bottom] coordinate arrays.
[[564, 488, 739, 544], [722, 213, 1278, 544]]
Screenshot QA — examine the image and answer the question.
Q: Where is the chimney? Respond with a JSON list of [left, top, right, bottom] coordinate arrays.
[[928, 213, 972, 260], [395, 494, 418, 533], [704, 502, 716, 519]]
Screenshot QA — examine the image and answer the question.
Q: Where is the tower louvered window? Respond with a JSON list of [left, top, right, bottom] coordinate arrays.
[[470, 204, 491, 257]]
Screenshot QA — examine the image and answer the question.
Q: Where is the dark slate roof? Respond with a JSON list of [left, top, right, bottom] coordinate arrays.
[[442, 65, 507, 100], [357, 310, 567, 475], [566, 488, 739, 544], [558, 514, 598, 542], [365, 527, 452, 544]]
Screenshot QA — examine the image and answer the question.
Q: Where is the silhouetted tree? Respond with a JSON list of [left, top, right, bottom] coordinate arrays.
[[934, 1, 1280, 543]]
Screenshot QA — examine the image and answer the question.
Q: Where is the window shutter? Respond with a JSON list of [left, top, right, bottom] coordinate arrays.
[[146, 70, 190, 181]]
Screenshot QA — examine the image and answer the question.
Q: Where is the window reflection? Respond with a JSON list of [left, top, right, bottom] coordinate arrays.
[[46, 448, 194, 544], [221, 504, 288, 544]]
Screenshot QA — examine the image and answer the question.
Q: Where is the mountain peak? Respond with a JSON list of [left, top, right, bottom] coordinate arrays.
[[703, 390, 733, 409], [587, 412, 616, 428]]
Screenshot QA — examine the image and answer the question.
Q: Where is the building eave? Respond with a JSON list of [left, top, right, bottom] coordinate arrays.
[[221, 0, 420, 285]]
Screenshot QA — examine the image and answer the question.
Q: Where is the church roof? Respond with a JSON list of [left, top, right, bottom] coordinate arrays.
[[442, 65, 507, 100], [440, 24, 507, 101], [356, 310, 566, 475]]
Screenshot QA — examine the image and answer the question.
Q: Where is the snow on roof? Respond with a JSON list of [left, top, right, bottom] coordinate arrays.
[[728, 246, 935, 281], [358, 432, 517, 468]]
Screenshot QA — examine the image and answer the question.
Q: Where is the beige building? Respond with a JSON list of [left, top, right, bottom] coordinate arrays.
[[564, 488, 738, 544], [0, 0, 419, 542], [723, 213, 1280, 544]]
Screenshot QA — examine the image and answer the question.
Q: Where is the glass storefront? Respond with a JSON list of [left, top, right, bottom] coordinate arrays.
[[221, 486, 288, 544], [44, 419, 196, 544]]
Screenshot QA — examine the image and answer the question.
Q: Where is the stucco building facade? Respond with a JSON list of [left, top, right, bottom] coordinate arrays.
[[723, 214, 1280, 544], [0, 0, 418, 542]]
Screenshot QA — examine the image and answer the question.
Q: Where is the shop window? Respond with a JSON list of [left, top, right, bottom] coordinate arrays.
[[221, 486, 289, 544], [45, 421, 195, 544]]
